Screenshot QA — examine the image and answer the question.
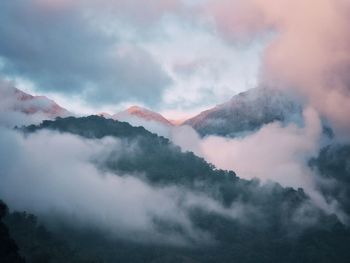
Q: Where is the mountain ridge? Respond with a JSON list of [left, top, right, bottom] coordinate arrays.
[[114, 105, 173, 126], [0, 85, 71, 127], [184, 87, 303, 137]]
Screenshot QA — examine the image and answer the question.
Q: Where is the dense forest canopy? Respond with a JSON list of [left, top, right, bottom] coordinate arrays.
[[0, 116, 346, 262]]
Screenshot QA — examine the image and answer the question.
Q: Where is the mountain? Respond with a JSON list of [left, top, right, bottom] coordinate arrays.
[[23, 116, 229, 187], [184, 87, 302, 137], [17, 116, 350, 263], [0, 85, 71, 127], [0, 86, 70, 118], [113, 106, 173, 126]]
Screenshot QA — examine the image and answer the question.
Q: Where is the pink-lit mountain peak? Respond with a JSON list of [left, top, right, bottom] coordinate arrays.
[[114, 105, 173, 126], [1, 86, 70, 118]]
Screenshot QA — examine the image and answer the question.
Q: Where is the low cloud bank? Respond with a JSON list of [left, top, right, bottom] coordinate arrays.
[[107, 108, 323, 190], [120, 108, 324, 190], [0, 79, 70, 128], [122, 108, 345, 221], [200, 107, 322, 189], [0, 128, 254, 246], [86, 106, 349, 223]]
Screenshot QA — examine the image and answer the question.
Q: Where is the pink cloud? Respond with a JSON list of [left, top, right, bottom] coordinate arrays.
[[207, 0, 350, 138]]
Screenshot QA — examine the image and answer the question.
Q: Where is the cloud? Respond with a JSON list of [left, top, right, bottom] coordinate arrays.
[[113, 108, 322, 192], [34, 0, 182, 24], [96, 106, 331, 209], [143, 107, 344, 220], [4, 0, 348, 129], [199, 107, 322, 189], [106, 96, 348, 222], [143, 16, 267, 111], [112, 114, 172, 138], [0, 127, 256, 245], [0, 79, 69, 128], [123, 106, 322, 193], [0, 0, 171, 107], [0, 111, 47, 129], [0, 0, 268, 114], [206, 0, 350, 138]]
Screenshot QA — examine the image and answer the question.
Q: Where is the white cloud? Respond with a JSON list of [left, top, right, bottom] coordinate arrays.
[[0, 128, 254, 245]]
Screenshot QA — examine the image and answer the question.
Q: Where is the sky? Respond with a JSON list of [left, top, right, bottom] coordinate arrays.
[[1, 0, 350, 131], [1, 0, 350, 236], [0, 0, 267, 119]]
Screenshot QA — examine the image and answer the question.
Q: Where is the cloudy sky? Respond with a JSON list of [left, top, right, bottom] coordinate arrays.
[[1, 0, 350, 237], [1, 0, 350, 128], [0, 0, 268, 118]]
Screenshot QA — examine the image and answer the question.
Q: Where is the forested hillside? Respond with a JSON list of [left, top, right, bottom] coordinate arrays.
[[6, 116, 348, 262]]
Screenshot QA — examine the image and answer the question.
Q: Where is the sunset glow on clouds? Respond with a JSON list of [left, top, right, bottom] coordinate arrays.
[[0, 0, 350, 133], [207, 0, 350, 137], [0, 0, 264, 118], [2, 2, 350, 259]]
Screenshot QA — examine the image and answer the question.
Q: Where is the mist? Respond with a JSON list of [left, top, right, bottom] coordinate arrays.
[[107, 108, 323, 191], [200, 108, 321, 189], [207, 0, 350, 138], [0, 79, 70, 128], [0, 127, 258, 246], [116, 107, 344, 221]]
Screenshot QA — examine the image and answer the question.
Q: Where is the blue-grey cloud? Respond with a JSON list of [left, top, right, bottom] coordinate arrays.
[[0, 0, 171, 106]]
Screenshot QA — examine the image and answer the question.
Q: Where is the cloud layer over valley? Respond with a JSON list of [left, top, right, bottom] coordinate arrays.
[[1, 1, 350, 261], [0, 127, 260, 246]]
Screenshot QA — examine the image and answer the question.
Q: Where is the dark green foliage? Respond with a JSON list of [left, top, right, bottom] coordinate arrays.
[[24, 116, 236, 189], [4, 204, 350, 263], [0, 200, 24, 263], [4, 209, 103, 263], [13, 116, 350, 263], [24, 115, 158, 141], [310, 144, 350, 217]]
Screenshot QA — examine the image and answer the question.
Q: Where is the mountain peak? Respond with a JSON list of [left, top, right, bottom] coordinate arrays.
[[0, 85, 71, 127], [114, 105, 173, 126], [126, 105, 148, 114], [184, 87, 302, 137], [1, 86, 70, 117]]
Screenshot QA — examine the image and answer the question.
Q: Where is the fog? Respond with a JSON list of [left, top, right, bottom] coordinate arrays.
[[118, 108, 346, 221], [207, 0, 350, 138], [0, 127, 255, 245]]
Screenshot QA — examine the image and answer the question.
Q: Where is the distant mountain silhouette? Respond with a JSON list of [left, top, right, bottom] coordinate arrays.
[[185, 87, 302, 137]]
